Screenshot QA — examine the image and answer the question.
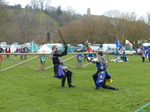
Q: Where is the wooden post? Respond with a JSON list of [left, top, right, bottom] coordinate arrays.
[[76, 54, 82, 69], [39, 63, 45, 71], [0, 54, 2, 70], [106, 53, 109, 67], [0, 60, 1, 70], [39, 55, 46, 71]]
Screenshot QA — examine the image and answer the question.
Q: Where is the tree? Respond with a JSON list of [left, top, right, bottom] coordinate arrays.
[[104, 10, 121, 18], [147, 12, 150, 26], [0, 3, 10, 42], [127, 21, 150, 47], [56, 5, 62, 15], [0, 0, 6, 4], [57, 14, 150, 46], [30, 0, 51, 10], [104, 10, 138, 21], [120, 12, 138, 21], [63, 21, 87, 44], [44, 6, 82, 27]]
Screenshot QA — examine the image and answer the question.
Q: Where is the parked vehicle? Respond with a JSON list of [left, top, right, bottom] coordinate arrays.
[[143, 43, 150, 46], [136, 46, 142, 55], [102, 43, 116, 53], [107, 49, 117, 55], [125, 50, 136, 55], [74, 44, 84, 52], [92, 44, 102, 52], [0, 42, 7, 48]]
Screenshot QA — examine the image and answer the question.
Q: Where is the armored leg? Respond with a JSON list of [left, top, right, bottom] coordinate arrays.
[[67, 74, 72, 86], [102, 81, 118, 90], [92, 72, 99, 89], [61, 77, 66, 88], [66, 71, 75, 87]]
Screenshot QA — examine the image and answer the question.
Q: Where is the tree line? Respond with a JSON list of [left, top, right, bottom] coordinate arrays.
[[0, 0, 150, 48], [58, 15, 150, 47]]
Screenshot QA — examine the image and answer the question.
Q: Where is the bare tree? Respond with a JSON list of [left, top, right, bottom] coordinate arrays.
[[103, 10, 121, 18], [104, 10, 138, 21], [0, 0, 6, 4], [147, 12, 150, 26], [30, 0, 51, 10], [138, 16, 147, 23], [30, 0, 38, 9], [120, 12, 138, 21]]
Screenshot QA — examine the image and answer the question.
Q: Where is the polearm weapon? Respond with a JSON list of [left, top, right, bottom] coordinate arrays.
[[58, 29, 66, 46], [113, 22, 119, 39], [122, 26, 127, 46]]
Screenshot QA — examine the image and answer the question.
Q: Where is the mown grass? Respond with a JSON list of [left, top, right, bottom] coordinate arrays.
[[0, 54, 150, 112]]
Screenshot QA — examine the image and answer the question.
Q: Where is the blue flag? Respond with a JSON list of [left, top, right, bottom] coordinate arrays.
[[148, 47, 150, 59], [116, 39, 122, 48]]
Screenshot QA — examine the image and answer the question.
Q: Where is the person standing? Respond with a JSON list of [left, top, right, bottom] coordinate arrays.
[[84, 40, 91, 52], [51, 45, 75, 88], [140, 46, 146, 62], [147, 46, 150, 62], [0, 47, 4, 61], [22, 46, 30, 59], [19, 47, 23, 60], [0, 47, 4, 53], [120, 47, 127, 62], [92, 51, 118, 90], [5, 47, 11, 58]]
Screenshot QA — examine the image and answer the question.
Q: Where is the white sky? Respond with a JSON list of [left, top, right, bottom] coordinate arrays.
[[6, 0, 150, 17]]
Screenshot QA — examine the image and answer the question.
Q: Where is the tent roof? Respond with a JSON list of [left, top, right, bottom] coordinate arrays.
[[10, 45, 17, 53], [37, 44, 52, 53]]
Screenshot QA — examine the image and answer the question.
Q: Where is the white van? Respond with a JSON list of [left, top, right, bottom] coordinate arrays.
[[92, 44, 102, 52], [143, 43, 150, 46], [102, 44, 116, 52], [0, 42, 7, 48]]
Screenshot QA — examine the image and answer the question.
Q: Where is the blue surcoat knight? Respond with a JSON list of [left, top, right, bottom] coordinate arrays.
[[95, 58, 112, 88]]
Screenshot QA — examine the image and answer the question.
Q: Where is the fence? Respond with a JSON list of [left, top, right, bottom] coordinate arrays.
[[0, 52, 109, 73]]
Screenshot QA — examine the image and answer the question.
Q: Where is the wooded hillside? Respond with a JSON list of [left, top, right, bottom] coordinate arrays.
[[1, 2, 150, 47]]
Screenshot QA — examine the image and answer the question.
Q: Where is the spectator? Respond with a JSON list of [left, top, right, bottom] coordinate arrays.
[[5, 47, 11, 58]]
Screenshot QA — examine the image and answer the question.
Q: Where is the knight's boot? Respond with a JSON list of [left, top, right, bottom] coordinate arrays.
[[61, 77, 66, 88], [95, 84, 99, 89], [93, 75, 99, 89], [102, 83, 119, 91], [67, 75, 75, 87]]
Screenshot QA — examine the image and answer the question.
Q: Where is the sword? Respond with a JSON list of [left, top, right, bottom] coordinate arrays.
[[58, 29, 66, 46]]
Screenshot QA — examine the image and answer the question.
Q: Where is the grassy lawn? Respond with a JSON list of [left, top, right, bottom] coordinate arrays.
[[0, 54, 150, 112]]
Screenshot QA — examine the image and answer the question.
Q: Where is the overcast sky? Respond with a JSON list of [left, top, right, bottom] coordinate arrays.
[[6, 0, 150, 17]]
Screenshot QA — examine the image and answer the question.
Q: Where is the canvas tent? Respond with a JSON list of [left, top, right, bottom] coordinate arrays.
[[27, 41, 39, 52], [10, 45, 17, 53], [37, 44, 52, 53]]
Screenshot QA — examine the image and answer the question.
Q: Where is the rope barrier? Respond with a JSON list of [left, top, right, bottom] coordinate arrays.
[[135, 103, 150, 112]]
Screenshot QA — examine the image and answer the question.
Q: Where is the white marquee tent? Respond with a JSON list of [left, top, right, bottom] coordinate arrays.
[[10, 45, 17, 53], [37, 44, 52, 53]]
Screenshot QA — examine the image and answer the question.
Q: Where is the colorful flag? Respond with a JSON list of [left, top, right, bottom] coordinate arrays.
[[147, 47, 150, 59], [125, 40, 133, 50], [126, 40, 132, 46], [116, 39, 122, 48]]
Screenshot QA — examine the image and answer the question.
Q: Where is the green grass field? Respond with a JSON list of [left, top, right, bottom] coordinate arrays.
[[0, 54, 150, 112]]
